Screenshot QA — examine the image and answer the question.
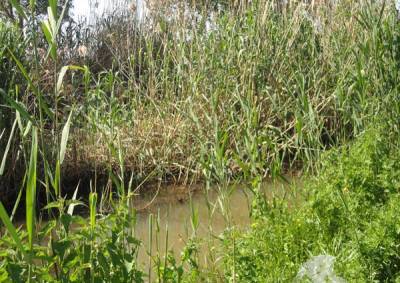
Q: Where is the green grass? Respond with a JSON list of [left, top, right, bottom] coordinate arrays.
[[4, 0, 397, 188], [0, 0, 400, 281], [223, 118, 400, 282]]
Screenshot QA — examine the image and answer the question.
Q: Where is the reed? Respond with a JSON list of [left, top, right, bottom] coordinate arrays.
[[0, 0, 399, 281]]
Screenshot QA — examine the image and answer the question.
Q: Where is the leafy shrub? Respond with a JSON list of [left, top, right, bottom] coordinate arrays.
[[0, 195, 145, 282], [223, 120, 400, 282]]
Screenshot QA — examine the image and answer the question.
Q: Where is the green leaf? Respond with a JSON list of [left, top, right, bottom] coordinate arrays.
[[7, 51, 54, 121], [0, 89, 36, 125], [67, 182, 80, 216], [9, 0, 27, 20], [10, 174, 26, 222], [0, 202, 27, 258], [26, 128, 38, 251], [56, 64, 86, 94], [47, 7, 57, 37], [52, 239, 72, 261], [29, 0, 36, 9], [60, 110, 73, 164], [7, 50, 35, 91], [55, 0, 70, 38], [41, 20, 57, 60], [23, 121, 32, 138], [39, 220, 56, 240], [15, 109, 23, 132], [53, 160, 60, 196], [49, 0, 58, 19], [40, 21, 56, 60], [41, 21, 53, 45], [0, 119, 17, 175], [57, 66, 69, 94], [89, 192, 97, 229], [60, 214, 73, 234], [97, 252, 110, 276], [43, 200, 63, 210]]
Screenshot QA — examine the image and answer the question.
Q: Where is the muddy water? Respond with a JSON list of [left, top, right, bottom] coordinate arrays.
[[10, 178, 298, 273], [131, 179, 297, 269]]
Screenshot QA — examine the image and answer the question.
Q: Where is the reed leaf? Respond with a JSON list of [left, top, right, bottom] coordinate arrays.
[[0, 88, 35, 125], [0, 119, 17, 175], [60, 110, 73, 165], [8, 0, 27, 20], [26, 127, 38, 251], [0, 201, 27, 258], [67, 181, 80, 216], [7, 50, 54, 120], [89, 192, 97, 229]]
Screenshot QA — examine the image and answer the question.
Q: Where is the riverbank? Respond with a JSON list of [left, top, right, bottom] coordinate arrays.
[[1, 0, 400, 281], [223, 119, 400, 281], [1, 0, 391, 204], [2, 118, 398, 281]]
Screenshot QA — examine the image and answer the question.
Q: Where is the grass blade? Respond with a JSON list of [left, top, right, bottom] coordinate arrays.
[[0, 201, 27, 258], [7, 50, 54, 121], [11, 174, 26, 222], [89, 192, 97, 229], [60, 110, 73, 165], [26, 127, 38, 251], [0, 89, 36, 125], [0, 119, 17, 175], [67, 181, 80, 216], [9, 0, 27, 20], [49, 0, 57, 18], [56, 66, 69, 94], [55, 0, 70, 38], [40, 21, 56, 60]]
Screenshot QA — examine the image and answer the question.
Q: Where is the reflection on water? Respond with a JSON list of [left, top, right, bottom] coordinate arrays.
[[131, 179, 297, 268], [12, 177, 298, 272]]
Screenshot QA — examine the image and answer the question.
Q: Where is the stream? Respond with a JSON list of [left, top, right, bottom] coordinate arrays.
[[131, 178, 299, 268]]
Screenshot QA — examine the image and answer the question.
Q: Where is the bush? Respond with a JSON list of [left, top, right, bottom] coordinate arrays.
[[223, 119, 400, 282]]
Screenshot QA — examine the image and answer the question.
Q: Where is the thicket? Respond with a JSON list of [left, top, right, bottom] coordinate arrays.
[[223, 116, 400, 282], [0, 0, 399, 282], [2, 0, 397, 199]]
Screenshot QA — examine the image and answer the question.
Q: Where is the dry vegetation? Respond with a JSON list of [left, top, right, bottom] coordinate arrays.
[[0, 0, 400, 281]]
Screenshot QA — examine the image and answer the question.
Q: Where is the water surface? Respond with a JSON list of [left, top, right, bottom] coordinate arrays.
[[131, 178, 298, 269]]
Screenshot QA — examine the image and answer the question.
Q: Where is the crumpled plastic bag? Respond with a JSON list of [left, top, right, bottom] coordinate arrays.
[[296, 255, 346, 283]]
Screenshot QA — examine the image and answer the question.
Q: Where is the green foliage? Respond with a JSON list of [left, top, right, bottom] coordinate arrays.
[[1, 0, 400, 282], [0, 21, 24, 90], [65, 0, 400, 185], [0, 195, 145, 282], [222, 119, 400, 282], [3, 0, 400, 187]]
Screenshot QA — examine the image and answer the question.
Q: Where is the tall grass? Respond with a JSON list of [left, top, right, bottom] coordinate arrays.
[[3, 0, 394, 191], [0, 0, 399, 281], [63, 0, 396, 187]]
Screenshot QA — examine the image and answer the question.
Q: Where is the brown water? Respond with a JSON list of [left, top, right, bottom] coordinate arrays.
[[131, 179, 297, 269], [9, 177, 299, 275]]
